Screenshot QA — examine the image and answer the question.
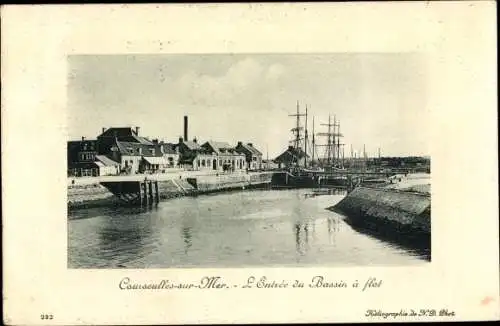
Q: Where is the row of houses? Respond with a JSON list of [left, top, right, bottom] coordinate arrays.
[[67, 127, 263, 177]]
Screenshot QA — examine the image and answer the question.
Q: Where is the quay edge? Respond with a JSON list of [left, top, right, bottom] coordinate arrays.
[[91, 172, 274, 207], [329, 186, 431, 257], [68, 170, 396, 209]]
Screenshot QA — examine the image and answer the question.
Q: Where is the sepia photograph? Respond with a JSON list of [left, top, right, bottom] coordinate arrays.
[[67, 54, 431, 268], [2, 2, 498, 325]]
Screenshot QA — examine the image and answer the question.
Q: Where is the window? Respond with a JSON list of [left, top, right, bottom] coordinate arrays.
[[79, 152, 95, 161]]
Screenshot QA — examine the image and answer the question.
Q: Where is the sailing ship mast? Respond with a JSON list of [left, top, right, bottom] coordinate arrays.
[[288, 101, 306, 166], [335, 119, 345, 169], [312, 116, 315, 166], [317, 114, 343, 169], [318, 115, 333, 165], [304, 105, 308, 167]]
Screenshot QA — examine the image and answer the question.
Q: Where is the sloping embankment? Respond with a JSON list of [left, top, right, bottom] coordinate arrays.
[[330, 186, 431, 251], [158, 179, 196, 198]]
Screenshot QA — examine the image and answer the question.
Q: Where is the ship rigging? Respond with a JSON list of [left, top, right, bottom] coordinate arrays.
[[282, 101, 346, 171]]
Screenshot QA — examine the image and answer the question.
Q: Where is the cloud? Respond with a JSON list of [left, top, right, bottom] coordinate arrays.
[[172, 58, 287, 110], [265, 63, 286, 81], [68, 54, 428, 157]]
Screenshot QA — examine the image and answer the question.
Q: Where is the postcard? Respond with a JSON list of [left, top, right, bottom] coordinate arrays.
[[2, 2, 498, 324]]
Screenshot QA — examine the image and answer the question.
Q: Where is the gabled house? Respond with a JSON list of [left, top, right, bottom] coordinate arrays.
[[145, 140, 179, 172], [67, 138, 100, 177], [96, 126, 153, 155], [235, 141, 263, 170], [175, 137, 213, 170], [201, 141, 246, 171], [95, 155, 120, 176], [107, 139, 179, 175], [274, 146, 309, 168]]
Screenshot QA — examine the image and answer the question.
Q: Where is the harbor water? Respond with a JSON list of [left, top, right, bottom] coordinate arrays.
[[68, 189, 428, 268]]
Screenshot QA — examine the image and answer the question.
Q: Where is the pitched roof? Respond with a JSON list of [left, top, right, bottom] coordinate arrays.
[[159, 143, 176, 155], [182, 141, 202, 151], [98, 127, 137, 138], [143, 156, 172, 165], [114, 141, 163, 157], [202, 141, 238, 155], [274, 147, 309, 163], [211, 141, 232, 150], [95, 155, 120, 166], [119, 135, 154, 145], [240, 143, 262, 156]]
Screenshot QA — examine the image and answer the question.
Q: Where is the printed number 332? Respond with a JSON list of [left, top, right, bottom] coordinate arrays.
[[40, 314, 53, 320]]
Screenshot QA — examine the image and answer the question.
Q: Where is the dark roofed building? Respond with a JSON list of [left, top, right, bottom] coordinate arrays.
[[67, 138, 99, 177], [182, 140, 202, 151], [114, 140, 163, 157], [106, 138, 179, 175], [201, 140, 246, 171], [99, 127, 139, 138], [235, 141, 263, 170], [274, 146, 309, 168], [97, 126, 153, 154], [201, 141, 234, 155], [176, 137, 204, 157], [176, 137, 214, 170]]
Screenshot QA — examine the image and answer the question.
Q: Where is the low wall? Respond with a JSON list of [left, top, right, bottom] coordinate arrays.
[[330, 186, 431, 252], [68, 184, 119, 209], [69, 172, 272, 210], [187, 173, 272, 192]]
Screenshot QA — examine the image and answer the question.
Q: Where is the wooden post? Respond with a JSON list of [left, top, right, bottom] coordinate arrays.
[[154, 181, 159, 204], [148, 181, 153, 206], [143, 182, 149, 206], [139, 181, 143, 206]]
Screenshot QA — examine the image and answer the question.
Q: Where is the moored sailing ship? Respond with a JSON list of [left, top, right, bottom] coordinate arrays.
[[272, 101, 350, 188]]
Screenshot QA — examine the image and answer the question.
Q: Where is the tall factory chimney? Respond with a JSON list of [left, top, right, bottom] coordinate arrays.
[[184, 116, 188, 141]]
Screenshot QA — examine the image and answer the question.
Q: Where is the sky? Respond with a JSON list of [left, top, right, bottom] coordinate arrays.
[[67, 53, 429, 158]]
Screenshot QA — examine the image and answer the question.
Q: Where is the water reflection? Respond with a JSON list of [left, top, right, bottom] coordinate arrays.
[[180, 198, 199, 254], [182, 227, 192, 253], [68, 189, 429, 268], [327, 216, 340, 246], [294, 220, 313, 256], [95, 209, 159, 267], [98, 227, 149, 263]]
